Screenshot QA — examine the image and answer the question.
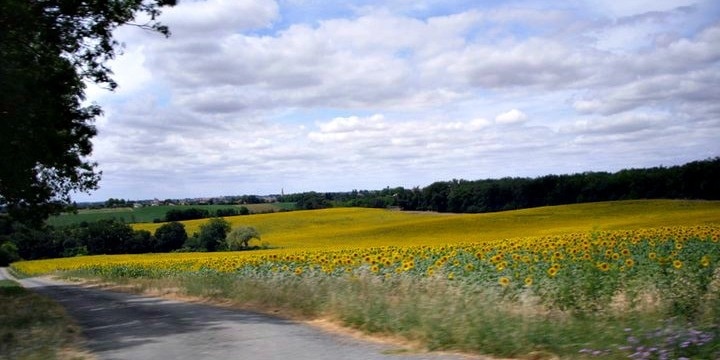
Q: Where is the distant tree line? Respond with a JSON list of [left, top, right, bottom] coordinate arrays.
[[73, 194, 273, 210], [285, 158, 720, 213], [281, 192, 332, 210], [161, 207, 250, 222], [105, 198, 133, 208], [2, 158, 717, 264], [0, 217, 263, 264]]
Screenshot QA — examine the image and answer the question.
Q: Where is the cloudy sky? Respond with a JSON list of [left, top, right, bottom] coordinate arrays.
[[78, 0, 720, 201]]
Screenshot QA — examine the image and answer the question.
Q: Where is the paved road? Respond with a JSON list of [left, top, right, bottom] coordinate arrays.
[[1, 268, 475, 360], [0, 267, 14, 281]]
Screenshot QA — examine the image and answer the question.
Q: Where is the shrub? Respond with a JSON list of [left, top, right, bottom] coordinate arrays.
[[164, 208, 210, 222], [0, 241, 19, 265], [224, 226, 261, 250]]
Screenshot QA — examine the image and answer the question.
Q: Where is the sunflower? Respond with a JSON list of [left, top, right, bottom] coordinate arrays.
[[547, 267, 558, 277], [597, 262, 610, 272], [625, 258, 635, 268], [524, 276, 533, 287], [498, 276, 510, 287], [700, 256, 711, 268], [672, 259, 683, 269]]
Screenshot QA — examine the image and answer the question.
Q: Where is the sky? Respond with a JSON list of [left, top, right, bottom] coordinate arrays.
[[76, 0, 720, 201]]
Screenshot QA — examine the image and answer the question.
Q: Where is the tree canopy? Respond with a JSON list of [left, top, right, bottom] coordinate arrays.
[[225, 226, 261, 251], [196, 218, 231, 252], [0, 0, 175, 225], [154, 221, 187, 253], [313, 158, 720, 213]]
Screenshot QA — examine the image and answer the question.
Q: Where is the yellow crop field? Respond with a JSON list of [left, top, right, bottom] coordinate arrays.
[[13, 224, 720, 279], [133, 199, 720, 250], [13, 200, 720, 277]]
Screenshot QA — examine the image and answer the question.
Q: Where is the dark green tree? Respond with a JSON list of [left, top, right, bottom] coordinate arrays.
[[214, 208, 239, 217], [0, 0, 175, 225], [0, 241, 20, 266], [295, 192, 329, 210], [83, 219, 134, 255], [8, 223, 64, 259], [197, 218, 231, 252], [154, 221, 187, 252], [124, 229, 153, 254], [165, 208, 210, 222]]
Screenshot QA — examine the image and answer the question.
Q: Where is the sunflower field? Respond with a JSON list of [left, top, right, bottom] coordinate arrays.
[[10, 202, 720, 358], [13, 225, 720, 313]]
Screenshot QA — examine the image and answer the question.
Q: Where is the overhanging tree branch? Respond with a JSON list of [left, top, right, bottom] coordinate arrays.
[[0, 0, 176, 225]]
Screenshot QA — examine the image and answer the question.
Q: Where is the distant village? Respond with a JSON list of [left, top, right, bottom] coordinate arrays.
[[80, 194, 282, 209]]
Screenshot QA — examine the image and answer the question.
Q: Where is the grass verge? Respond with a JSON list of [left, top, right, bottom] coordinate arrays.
[[62, 270, 720, 360], [0, 280, 92, 360]]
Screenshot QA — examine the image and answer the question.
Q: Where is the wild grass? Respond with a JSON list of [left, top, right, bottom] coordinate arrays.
[[0, 280, 92, 360], [61, 266, 719, 359]]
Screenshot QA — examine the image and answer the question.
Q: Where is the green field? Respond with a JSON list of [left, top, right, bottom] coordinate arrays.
[[47, 203, 295, 227]]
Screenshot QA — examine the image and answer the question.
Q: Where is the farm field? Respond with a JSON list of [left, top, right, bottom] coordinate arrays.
[[12, 200, 720, 359], [133, 199, 720, 250], [47, 203, 294, 226]]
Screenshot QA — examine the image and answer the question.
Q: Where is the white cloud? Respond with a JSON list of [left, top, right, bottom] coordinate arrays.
[[573, 99, 602, 113], [74, 1, 720, 200], [316, 114, 387, 133], [161, 0, 279, 36], [582, 0, 697, 18], [495, 109, 528, 125]]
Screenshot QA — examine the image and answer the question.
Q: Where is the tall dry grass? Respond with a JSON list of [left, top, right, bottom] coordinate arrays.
[[65, 267, 720, 359]]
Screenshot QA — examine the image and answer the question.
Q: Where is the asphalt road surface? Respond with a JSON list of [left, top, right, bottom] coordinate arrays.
[[0, 267, 15, 281], [1, 268, 474, 360]]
